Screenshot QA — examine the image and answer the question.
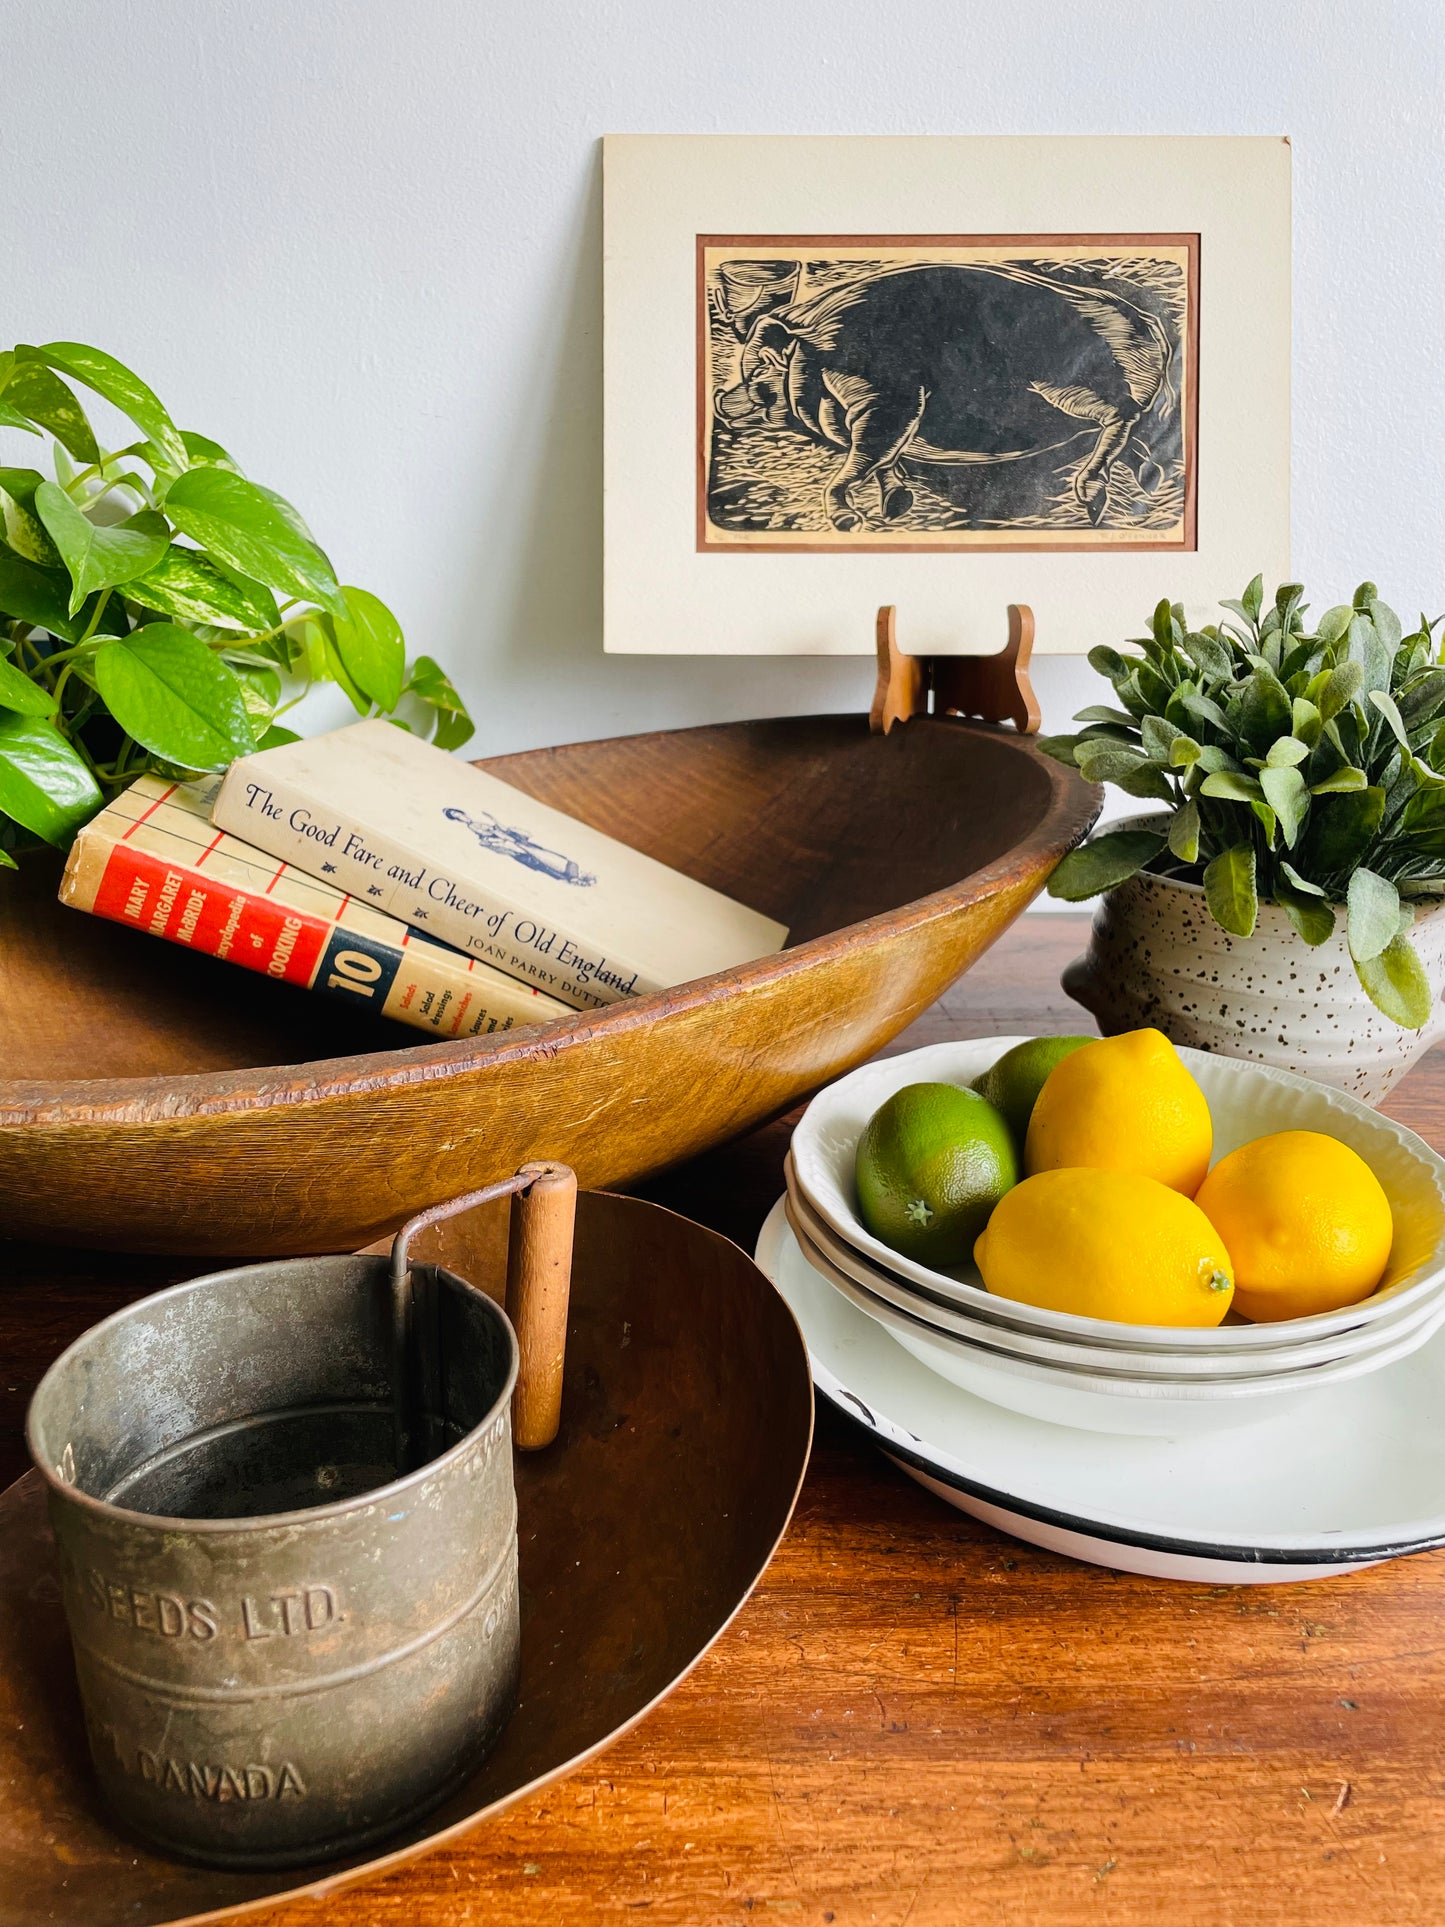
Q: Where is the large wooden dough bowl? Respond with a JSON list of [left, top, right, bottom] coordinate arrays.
[[0, 714, 1096, 1254]]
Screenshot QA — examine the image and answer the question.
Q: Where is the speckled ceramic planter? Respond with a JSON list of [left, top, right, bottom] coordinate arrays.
[[1061, 823, 1445, 1106]]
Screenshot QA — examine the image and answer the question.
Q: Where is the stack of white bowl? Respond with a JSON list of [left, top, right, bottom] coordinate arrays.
[[786, 1038, 1445, 1437]]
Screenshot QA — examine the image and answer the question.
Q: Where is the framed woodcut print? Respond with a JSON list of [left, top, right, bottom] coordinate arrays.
[[604, 137, 1290, 657], [699, 234, 1198, 552]]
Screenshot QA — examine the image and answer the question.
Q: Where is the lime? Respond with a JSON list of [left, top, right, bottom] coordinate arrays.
[[854, 1082, 1017, 1267], [972, 1035, 1094, 1150]]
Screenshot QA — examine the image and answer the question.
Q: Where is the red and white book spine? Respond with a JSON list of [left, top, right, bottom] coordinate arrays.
[[60, 776, 572, 1040]]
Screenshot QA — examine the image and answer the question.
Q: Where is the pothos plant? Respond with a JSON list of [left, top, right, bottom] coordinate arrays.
[[0, 339, 472, 867], [1042, 578, 1445, 1028]]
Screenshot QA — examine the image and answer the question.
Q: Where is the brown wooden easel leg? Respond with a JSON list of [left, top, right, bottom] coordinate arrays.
[[869, 605, 926, 735], [932, 604, 1041, 735]]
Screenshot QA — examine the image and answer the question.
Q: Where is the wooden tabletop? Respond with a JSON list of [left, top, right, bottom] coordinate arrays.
[[8, 913, 1445, 1927]]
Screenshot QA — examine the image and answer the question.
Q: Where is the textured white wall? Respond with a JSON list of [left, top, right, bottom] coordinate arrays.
[[3, 0, 1441, 854]]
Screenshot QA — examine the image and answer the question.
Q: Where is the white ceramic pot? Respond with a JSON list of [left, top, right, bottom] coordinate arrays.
[[1061, 822, 1445, 1105]]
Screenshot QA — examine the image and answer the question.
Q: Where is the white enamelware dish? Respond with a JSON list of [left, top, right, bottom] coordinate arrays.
[[783, 1196, 1445, 1435], [783, 1164, 1445, 1377], [757, 1199, 1445, 1581], [790, 1036, 1445, 1352]]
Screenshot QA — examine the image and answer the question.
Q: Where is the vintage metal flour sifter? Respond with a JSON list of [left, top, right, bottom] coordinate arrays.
[[26, 1162, 577, 1869]]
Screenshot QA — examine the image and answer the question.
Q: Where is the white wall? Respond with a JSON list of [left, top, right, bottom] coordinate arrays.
[[3, 0, 1441, 868]]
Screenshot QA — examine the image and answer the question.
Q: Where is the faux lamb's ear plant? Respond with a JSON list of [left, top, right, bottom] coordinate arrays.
[[1042, 577, 1445, 1028], [0, 340, 473, 868]]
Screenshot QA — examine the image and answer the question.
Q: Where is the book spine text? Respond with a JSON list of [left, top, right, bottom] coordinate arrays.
[[213, 773, 655, 1010], [63, 836, 553, 1040]]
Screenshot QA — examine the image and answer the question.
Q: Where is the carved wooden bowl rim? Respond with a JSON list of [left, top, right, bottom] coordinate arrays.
[[0, 718, 1097, 1126]]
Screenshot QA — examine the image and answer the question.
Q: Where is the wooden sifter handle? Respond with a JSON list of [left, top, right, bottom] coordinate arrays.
[[505, 1162, 578, 1450], [391, 1162, 578, 1465]]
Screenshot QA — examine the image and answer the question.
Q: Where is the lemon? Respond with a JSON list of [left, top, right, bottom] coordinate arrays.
[[855, 1082, 1017, 1267], [1025, 1027, 1212, 1196], [974, 1168, 1235, 1326], [1194, 1130, 1393, 1322], [972, 1035, 1094, 1150]]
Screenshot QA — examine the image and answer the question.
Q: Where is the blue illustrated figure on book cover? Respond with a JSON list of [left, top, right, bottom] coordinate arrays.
[[444, 808, 599, 888]]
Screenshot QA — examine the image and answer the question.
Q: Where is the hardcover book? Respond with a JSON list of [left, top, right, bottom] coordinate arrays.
[[60, 776, 572, 1039], [211, 720, 789, 1010]]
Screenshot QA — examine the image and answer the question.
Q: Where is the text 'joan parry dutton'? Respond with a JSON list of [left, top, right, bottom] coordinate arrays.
[[212, 720, 788, 1012]]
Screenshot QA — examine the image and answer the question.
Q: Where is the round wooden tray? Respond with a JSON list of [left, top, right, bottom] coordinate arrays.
[[0, 714, 1096, 1254], [0, 1190, 814, 1927]]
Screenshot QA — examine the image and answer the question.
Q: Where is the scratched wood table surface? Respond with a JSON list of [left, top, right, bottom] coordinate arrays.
[[7, 912, 1445, 1927]]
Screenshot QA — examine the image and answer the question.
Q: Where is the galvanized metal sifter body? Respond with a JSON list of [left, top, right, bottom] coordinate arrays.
[[27, 1166, 576, 1868]]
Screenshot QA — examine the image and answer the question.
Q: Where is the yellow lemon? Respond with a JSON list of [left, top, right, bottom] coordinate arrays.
[[974, 1168, 1234, 1326], [1194, 1130, 1393, 1322], [1024, 1027, 1212, 1195]]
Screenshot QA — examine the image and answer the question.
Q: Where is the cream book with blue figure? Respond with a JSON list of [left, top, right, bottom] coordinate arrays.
[[212, 720, 788, 1011]]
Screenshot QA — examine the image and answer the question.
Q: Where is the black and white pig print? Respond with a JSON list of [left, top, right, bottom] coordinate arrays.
[[699, 238, 1197, 551]]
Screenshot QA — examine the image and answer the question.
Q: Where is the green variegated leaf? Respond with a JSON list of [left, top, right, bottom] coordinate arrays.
[[1260, 765, 1310, 846], [1045, 829, 1166, 902], [1369, 687, 1411, 751], [1075, 741, 1152, 785], [1200, 769, 1265, 804], [1196, 745, 1244, 774], [1179, 689, 1231, 734], [129, 546, 280, 631], [1290, 697, 1323, 746], [1280, 860, 1326, 897], [405, 654, 474, 750], [1077, 704, 1142, 732], [1279, 889, 1336, 946], [0, 653, 56, 716], [1204, 843, 1258, 937], [1181, 629, 1233, 683], [1139, 714, 1175, 758], [1113, 762, 1175, 802], [1316, 605, 1353, 648], [1037, 734, 1085, 767], [1348, 612, 1392, 694], [1167, 798, 1200, 863], [0, 466, 63, 567], [1265, 736, 1309, 768], [0, 713, 103, 842], [1304, 787, 1386, 876], [1355, 934, 1433, 1028], [1317, 660, 1365, 721], [0, 540, 86, 640], [1369, 598, 1403, 652], [1087, 645, 1131, 682], [33, 483, 168, 614], [330, 587, 405, 710], [1347, 867, 1401, 964], [1230, 668, 1291, 752], [165, 467, 345, 617], [92, 623, 256, 769], [3, 358, 99, 463], [1251, 799, 1278, 847], [32, 341, 187, 471]]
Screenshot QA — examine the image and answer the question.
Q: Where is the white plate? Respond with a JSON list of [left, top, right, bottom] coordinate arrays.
[[784, 1166, 1445, 1377], [757, 1198, 1445, 1582], [791, 1036, 1445, 1352]]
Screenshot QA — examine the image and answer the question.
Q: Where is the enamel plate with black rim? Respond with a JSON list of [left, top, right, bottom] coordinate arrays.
[[756, 1199, 1445, 1584]]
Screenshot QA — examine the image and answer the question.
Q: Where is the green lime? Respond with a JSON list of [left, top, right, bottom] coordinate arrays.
[[972, 1036, 1095, 1150], [854, 1082, 1017, 1267]]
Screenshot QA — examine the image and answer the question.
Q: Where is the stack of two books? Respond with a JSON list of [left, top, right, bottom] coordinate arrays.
[[61, 721, 789, 1040]]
